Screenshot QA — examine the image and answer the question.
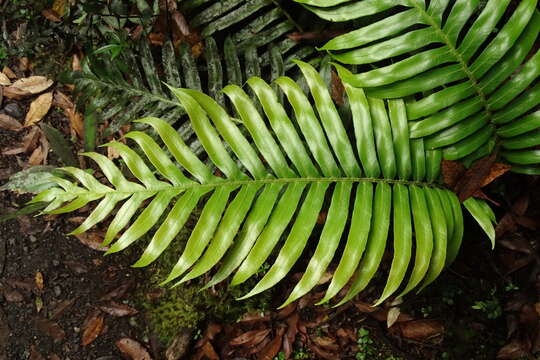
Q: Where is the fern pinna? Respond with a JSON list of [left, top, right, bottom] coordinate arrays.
[[31, 61, 495, 307], [297, 0, 540, 174]]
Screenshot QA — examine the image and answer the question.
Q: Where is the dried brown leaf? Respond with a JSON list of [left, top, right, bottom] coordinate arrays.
[[497, 339, 528, 359], [237, 311, 271, 323], [0, 114, 22, 131], [28, 146, 45, 166], [100, 279, 135, 301], [2, 67, 16, 79], [199, 341, 219, 360], [72, 53, 82, 71], [4, 76, 53, 99], [481, 163, 512, 187], [312, 336, 339, 352], [455, 153, 497, 202], [42, 9, 61, 22], [0, 72, 11, 86], [387, 307, 401, 328], [81, 311, 105, 346], [394, 319, 443, 342], [75, 231, 109, 251], [35, 271, 44, 291], [24, 92, 53, 127], [116, 338, 153, 360], [308, 343, 337, 360], [441, 160, 466, 189], [230, 329, 271, 347], [257, 328, 284, 360], [99, 301, 138, 317]]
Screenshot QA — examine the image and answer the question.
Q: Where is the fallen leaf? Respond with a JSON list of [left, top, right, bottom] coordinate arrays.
[[237, 311, 271, 323], [195, 322, 222, 348], [66, 108, 84, 138], [308, 343, 337, 360], [28, 145, 45, 166], [257, 328, 284, 360], [392, 319, 443, 342], [497, 339, 528, 359], [230, 329, 271, 347], [34, 271, 45, 290], [441, 160, 466, 189], [116, 338, 153, 360], [100, 279, 135, 300], [24, 92, 53, 127], [454, 153, 498, 202], [276, 303, 296, 319], [199, 341, 218, 360], [42, 9, 61, 22], [75, 231, 109, 251], [312, 336, 339, 352], [0, 72, 10, 86], [81, 311, 105, 346], [354, 301, 379, 313], [4, 76, 53, 99], [72, 53, 82, 71], [49, 354, 61, 360], [481, 163, 512, 187], [34, 317, 65, 342], [0, 114, 22, 131], [2, 67, 16, 79], [387, 307, 401, 328], [99, 301, 138, 317]]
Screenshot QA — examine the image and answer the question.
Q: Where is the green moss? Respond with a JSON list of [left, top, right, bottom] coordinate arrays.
[[138, 224, 274, 345]]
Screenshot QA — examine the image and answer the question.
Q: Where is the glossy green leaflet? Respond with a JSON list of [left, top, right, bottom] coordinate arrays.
[[297, 0, 540, 173]]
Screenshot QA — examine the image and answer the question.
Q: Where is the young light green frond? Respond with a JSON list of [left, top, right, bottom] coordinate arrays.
[[299, 0, 540, 170], [31, 62, 496, 307]]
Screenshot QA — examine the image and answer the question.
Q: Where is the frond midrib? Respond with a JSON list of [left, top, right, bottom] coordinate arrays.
[[411, 3, 491, 117], [74, 176, 441, 197]]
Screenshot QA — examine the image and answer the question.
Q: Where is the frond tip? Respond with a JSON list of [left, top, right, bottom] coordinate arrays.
[[31, 61, 496, 307]]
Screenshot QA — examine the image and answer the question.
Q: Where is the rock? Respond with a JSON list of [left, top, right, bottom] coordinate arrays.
[[165, 329, 193, 360], [3, 103, 23, 119]]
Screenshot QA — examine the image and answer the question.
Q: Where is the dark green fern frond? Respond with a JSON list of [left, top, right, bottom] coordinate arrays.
[[297, 0, 540, 174], [33, 61, 496, 307]]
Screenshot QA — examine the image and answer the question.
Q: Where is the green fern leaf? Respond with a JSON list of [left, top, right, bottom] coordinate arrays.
[[296, 0, 540, 174], [33, 61, 496, 306], [66, 0, 315, 142]]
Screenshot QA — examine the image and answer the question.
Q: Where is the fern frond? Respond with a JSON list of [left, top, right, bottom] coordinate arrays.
[[297, 0, 540, 173], [67, 0, 315, 140], [34, 61, 496, 306]]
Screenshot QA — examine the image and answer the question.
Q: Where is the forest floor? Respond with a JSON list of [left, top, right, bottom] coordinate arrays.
[[1, 2, 540, 360]]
